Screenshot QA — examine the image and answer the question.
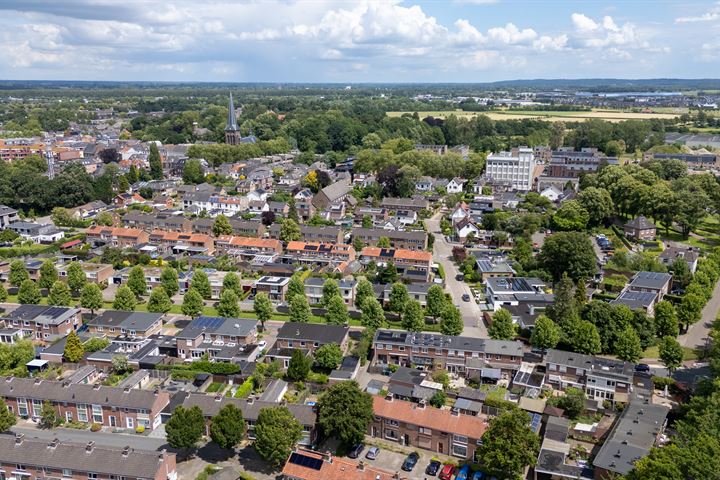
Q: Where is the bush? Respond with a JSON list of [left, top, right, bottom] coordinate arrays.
[[652, 376, 676, 389], [90, 423, 102, 432], [307, 372, 329, 384], [189, 360, 241, 375], [233, 378, 254, 398]]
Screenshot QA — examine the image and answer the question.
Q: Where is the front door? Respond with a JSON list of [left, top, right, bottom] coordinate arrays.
[[438, 442, 444, 454], [109, 416, 116, 427]]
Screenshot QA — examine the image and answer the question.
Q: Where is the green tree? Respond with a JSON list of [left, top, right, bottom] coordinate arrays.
[[440, 304, 463, 336], [361, 215, 373, 228], [287, 273, 305, 301], [182, 158, 205, 184], [548, 387, 586, 419], [354, 279, 374, 308], [677, 292, 704, 331], [222, 271, 242, 297], [429, 391, 447, 408], [38, 259, 58, 290], [217, 289, 241, 317], [80, 283, 103, 319], [0, 284, 7, 303], [113, 285, 137, 311], [181, 288, 204, 318], [279, 218, 301, 242], [127, 265, 147, 298], [321, 279, 340, 306], [112, 355, 131, 375], [378, 261, 398, 284], [659, 336, 684, 373], [552, 200, 590, 231], [317, 381, 374, 447], [18, 279, 41, 304], [0, 398, 16, 432], [160, 266, 179, 297], [426, 284, 447, 322], [8, 260, 28, 287], [148, 142, 163, 180], [165, 406, 206, 454], [360, 297, 385, 330], [48, 281, 72, 306], [325, 295, 349, 325], [377, 236, 391, 248], [63, 331, 84, 363], [286, 349, 311, 381], [539, 231, 597, 281], [388, 282, 409, 317], [147, 286, 172, 314], [95, 211, 114, 226], [475, 409, 540, 479], [210, 404, 245, 450], [289, 294, 311, 323], [568, 320, 602, 354], [614, 325, 643, 362], [66, 261, 87, 294], [212, 214, 233, 236], [402, 299, 425, 332], [39, 400, 60, 429], [577, 187, 614, 227], [253, 292, 273, 331], [191, 268, 212, 299], [547, 273, 579, 331], [287, 198, 299, 223], [654, 300, 680, 338], [489, 308, 516, 340], [84, 337, 109, 353], [254, 406, 304, 467], [530, 315, 561, 350], [314, 343, 343, 370]]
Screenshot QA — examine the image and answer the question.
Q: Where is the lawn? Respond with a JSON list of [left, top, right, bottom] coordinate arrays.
[[481, 385, 509, 403], [386, 108, 681, 123], [642, 345, 700, 362]]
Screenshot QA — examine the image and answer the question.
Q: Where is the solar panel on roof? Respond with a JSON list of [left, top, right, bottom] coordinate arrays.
[[289, 452, 323, 470], [530, 413, 542, 432]]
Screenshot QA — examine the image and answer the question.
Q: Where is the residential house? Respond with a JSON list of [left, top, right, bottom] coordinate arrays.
[[534, 417, 592, 480], [112, 192, 145, 207], [625, 271, 672, 301], [1, 305, 80, 343], [370, 395, 487, 459], [85, 226, 150, 248], [175, 316, 259, 361], [539, 185, 563, 202], [215, 236, 283, 256], [381, 282, 434, 308], [611, 291, 658, 316], [0, 205, 19, 228], [268, 201, 289, 216], [360, 247, 433, 282], [58, 262, 114, 285], [415, 176, 435, 192], [354, 207, 389, 224], [86, 311, 165, 339], [0, 436, 177, 480], [502, 293, 556, 330], [193, 218, 265, 237], [268, 224, 344, 244], [394, 209, 417, 226], [303, 278, 356, 306], [148, 230, 215, 255], [0, 376, 170, 430], [450, 202, 470, 223], [312, 180, 352, 210], [658, 246, 699, 273], [69, 200, 108, 219], [623, 216, 657, 241], [381, 197, 430, 213], [544, 349, 635, 403], [178, 269, 232, 299], [472, 252, 516, 280], [351, 228, 427, 251], [446, 177, 466, 194], [387, 366, 443, 402], [485, 277, 547, 310], [455, 217, 481, 243], [281, 449, 401, 480], [0, 326, 23, 345], [267, 322, 350, 368], [253, 276, 291, 302], [123, 212, 192, 232], [372, 329, 523, 377], [286, 241, 356, 263], [8, 222, 64, 244]]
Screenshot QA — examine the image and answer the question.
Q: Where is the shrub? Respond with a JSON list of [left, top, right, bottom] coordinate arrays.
[[652, 376, 676, 389], [90, 423, 102, 432]]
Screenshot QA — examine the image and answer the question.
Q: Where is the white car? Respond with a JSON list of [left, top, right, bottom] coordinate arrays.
[[257, 340, 267, 352]]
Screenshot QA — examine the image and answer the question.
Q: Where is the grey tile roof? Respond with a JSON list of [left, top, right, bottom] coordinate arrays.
[[611, 291, 657, 310], [629, 271, 672, 290], [0, 436, 172, 478], [373, 329, 523, 357], [176, 316, 258, 340], [178, 392, 316, 426], [276, 322, 349, 344], [3, 305, 79, 326], [0, 376, 162, 410], [87, 311, 163, 332], [625, 216, 656, 230], [545, 349, 635, 379]]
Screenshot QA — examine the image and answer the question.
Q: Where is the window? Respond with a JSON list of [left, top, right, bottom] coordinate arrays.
[[77, 404, 88, 423], [63, 470, 72, 477], [453, 434, 468, 444], [16, 465, 26, 471], [452, 443, 468, 458], [32, 399, 42, 417], [65, 411, 73, 422], [92, 404, 103, 423], [384, 429, 399, 440], [385, 419, 399, 427], [419, 427, 432, 435], [127, 417, 134, 428], [17, 398, 28, 417], [88, 474, 98, 479], [398, 346, 405, 352]]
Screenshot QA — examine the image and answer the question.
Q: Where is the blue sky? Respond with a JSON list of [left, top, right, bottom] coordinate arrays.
[[0, 0, 718, 82]]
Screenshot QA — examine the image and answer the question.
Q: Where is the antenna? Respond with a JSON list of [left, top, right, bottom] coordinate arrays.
[[45, 138, 55, 179]]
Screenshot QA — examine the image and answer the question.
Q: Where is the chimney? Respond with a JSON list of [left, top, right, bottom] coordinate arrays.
[[14, 433, 24, 445], [418, 399, 426, 409], [451, 408, 460, 416], [122, 446, 130, 457], [358, 461, 365, 471], [324, 451, 333, 464], [296, 329, 300, 336], [124, 386, 131, 393], [47, 438, 60, 450], [393, 472, 400, 479], [214, 394, 222, 402], [93, 383, 101, 390], [247, 396, 254, 405], [158, 449, 167, 462], [86, 441, 95, 453], [385, 392, 393, 402], [34, 377, 42, 385]]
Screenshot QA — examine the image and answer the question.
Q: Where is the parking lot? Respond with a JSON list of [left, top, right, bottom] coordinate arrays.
[[355, 437, 458, 480]]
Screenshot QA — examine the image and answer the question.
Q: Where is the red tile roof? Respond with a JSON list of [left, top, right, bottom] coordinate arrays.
[[281, 450, 403, 480]]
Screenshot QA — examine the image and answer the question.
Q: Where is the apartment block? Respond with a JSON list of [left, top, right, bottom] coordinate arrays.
[[485, 147, 536, 191]]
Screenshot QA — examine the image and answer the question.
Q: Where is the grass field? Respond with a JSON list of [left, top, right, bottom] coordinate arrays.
[[386, 108, 682, 123]]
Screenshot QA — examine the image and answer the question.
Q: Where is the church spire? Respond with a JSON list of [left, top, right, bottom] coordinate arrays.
[[225, 92, 238, 132]]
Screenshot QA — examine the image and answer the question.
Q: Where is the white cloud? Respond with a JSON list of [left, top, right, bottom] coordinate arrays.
[[571, 13, 599, 32], [487, 23, 537, 45], [676, 3, 720, 23]]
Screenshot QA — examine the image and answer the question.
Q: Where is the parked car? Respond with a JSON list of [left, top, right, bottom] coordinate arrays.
[[401, 452, 420, 471], [456, 273, 465, 281], [425, 460, 441, 476], [462, 293, 471, 302], [257, 340, 267, 351], [635, 363, 651, 373], [456, 465, 471, 480], [348, 444, 364, 459], [439, 464, 456, 480], [471, 471, 485, 480], [365, 446, 380, 460]]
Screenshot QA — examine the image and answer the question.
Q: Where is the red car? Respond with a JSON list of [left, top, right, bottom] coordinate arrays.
[[439, 464, 456, 480]]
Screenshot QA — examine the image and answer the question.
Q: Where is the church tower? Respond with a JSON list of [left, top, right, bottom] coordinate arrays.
[[224, 92, 240, 145]]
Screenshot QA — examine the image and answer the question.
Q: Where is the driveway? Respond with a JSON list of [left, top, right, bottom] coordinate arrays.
[[426, 213, 487, 337]]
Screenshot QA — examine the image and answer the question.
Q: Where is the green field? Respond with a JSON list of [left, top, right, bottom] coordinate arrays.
[[387, 108, 683, 123]]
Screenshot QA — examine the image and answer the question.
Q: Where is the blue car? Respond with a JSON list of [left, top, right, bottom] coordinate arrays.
[[471, 471, 484, 480], [456, 465, 471, 480]]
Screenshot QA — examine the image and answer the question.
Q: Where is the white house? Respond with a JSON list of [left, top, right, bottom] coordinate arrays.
[[455, 218, 481, 242], [539, 186, 563, 202], [446, 177, 466, 194], [415, 176, 434, 192], [450, 202, 470, 223]]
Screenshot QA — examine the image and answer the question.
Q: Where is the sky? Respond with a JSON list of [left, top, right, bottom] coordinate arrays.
[[0, 0, 719, 83]]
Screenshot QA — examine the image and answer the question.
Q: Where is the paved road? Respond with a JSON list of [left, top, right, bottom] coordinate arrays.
[[680, 279, 720, 351], [9, 425, 169, 451], [426, 213, 487, 337]]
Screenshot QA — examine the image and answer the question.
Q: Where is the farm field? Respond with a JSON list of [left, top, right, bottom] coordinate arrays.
[[386, 108, 682, 122]]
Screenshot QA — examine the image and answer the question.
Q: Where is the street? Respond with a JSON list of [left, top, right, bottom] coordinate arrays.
[[426, 212, 487, 337], [680, 278, 720, 350]]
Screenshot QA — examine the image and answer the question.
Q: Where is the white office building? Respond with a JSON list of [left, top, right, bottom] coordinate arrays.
[[485, 147, 536, 191]]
